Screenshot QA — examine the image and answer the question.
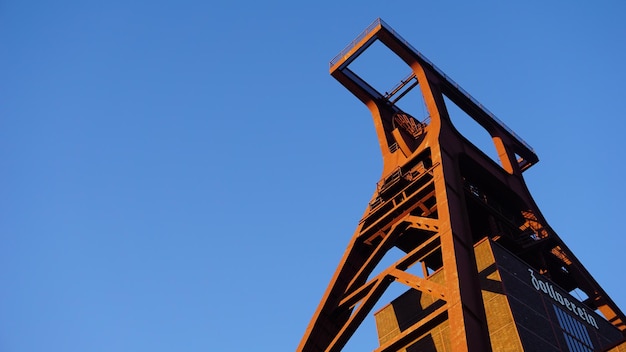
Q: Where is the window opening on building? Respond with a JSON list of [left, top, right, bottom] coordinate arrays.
[[553, 305, 594, 352]]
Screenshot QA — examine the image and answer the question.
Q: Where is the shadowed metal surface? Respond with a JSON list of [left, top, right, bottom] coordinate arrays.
[[299, 18, 625, 352]]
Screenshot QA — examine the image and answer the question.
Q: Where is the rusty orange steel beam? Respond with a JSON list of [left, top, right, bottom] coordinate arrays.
[[299, 18, 625, 352]]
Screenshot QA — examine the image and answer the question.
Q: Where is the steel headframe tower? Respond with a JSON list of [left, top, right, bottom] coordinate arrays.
[[298, 19, 626, 352]]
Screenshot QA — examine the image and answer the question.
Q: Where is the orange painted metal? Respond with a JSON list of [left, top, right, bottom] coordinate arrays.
[[298, 19, 625, 352]]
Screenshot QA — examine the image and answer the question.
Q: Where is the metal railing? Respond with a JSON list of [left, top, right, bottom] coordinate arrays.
[[330, 18, 383, 68], [379, 21, 535, 153], [329, 18, 535, 153]]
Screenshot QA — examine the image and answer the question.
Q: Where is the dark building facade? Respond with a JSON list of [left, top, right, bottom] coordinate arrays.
[[374, 239, 625, 351], [298, 19, 626, 352]]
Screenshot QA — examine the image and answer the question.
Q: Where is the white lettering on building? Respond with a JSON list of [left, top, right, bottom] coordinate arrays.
[[528, 269, 599, 329]]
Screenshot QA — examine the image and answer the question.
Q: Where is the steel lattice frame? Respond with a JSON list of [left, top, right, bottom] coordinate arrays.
[[298, 19, 625, 352]]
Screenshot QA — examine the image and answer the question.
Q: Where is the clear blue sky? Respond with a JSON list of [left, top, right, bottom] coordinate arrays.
[[2, 1, 625, 351]]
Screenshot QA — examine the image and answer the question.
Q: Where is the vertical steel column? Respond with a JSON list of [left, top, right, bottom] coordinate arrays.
[[299, 18, 625, 352]]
